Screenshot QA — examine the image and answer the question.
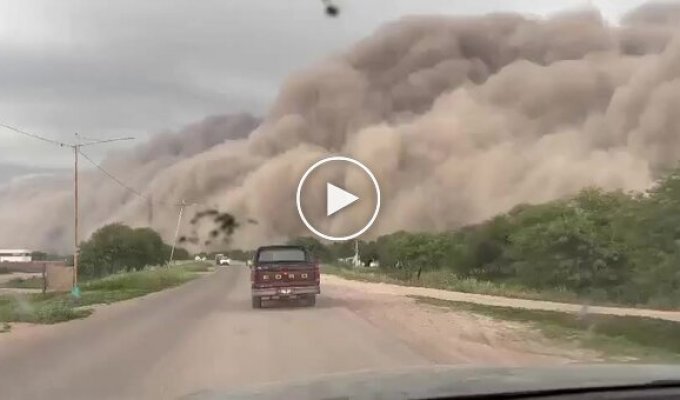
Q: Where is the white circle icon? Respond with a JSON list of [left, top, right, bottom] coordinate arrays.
[[296, 156, 381, 241]]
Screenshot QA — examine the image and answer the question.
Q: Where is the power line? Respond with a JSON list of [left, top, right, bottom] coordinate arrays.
[[0, 121, 68, 147], [78, 150, 146, 198], [0, 120, 203, 208], [0, 121, 134, 149]]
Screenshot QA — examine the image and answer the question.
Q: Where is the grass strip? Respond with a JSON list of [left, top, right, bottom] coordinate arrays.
[[411, 295, 680, 363], [323, 265, 582, 302], [0, 263, 205, 325]]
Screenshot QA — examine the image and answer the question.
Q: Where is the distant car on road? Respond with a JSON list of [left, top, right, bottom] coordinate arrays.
[[250, 245, 320, 309], [217, 257, 231, 266]]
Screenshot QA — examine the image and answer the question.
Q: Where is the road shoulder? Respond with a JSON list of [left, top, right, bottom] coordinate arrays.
[[322, 275, 598, 365]]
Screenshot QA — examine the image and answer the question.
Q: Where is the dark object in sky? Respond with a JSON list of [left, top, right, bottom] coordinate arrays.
[[182, 208, 240, 249], [321, 0, 339, 17]]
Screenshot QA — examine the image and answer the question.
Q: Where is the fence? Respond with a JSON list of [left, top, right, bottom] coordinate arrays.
[[0, 261, 74, 293]]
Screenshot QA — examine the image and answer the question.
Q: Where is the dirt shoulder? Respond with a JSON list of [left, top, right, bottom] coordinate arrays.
[[323, 275, 600, 366], [322, 274, 680, 322]]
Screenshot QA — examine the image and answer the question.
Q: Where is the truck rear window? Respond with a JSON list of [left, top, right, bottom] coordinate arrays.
[[257, 248, 307, 263]]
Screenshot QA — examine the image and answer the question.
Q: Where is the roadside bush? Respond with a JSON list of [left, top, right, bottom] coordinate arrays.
[[79, 223, 177, 279]]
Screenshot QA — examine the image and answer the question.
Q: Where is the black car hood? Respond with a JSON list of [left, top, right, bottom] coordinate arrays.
[[178, 364, 680, 400]]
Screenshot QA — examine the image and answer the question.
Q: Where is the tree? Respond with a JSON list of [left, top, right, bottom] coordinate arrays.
[[79, 223, 175, 279], [287, 236, 332, 261], [328, 241, 354, 261], [359, 240, 379, 265], [170, 246, 190, 261]]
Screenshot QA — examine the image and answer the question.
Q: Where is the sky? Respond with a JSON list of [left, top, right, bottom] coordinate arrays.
[[0, 0, 652, 169]]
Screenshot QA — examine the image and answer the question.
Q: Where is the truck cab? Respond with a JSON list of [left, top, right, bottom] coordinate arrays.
[[250, 245, 320, 308]]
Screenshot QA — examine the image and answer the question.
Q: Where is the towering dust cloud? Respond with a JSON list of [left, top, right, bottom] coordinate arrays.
[[2, 4, 680, 252]]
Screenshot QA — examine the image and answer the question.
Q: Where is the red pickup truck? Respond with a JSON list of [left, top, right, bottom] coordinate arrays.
[[250, 245, 320, 308]]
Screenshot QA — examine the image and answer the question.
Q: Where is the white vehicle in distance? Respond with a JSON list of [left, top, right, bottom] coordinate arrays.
[[216, 254, 231, 266]]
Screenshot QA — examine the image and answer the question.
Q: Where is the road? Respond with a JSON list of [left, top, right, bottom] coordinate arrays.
[[0, 265, 593, 400], [0, 266, 433, 400]]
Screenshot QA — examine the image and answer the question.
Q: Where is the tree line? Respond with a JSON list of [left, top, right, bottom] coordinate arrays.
[[286, 166, 680, 308], [78, 223, 190, 279]]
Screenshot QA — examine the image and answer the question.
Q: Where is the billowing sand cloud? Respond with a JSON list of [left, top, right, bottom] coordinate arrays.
[[2, 4, 680, 252]]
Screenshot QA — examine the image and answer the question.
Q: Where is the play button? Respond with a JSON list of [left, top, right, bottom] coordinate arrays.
[[296, 156, 381, 241], [326, 183, 359, 216]]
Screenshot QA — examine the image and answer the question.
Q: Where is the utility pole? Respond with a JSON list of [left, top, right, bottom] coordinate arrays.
[[168, 200, 186, 266], [0, 124, 133, 294], [147, 196, 153, 226], [352, 239, 360, 268], [70, 134, 134, 295], [73, 145, 79, 293]]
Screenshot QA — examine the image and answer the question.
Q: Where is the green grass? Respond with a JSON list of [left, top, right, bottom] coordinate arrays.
[[0, 294, 92, 324], [0, 264, 204, 325], [82, 268, 195, 292], [178, 262, 212, 273], [1, 276, 45, 289], [412, 295, 680, 363], [323, 265, 583, 304]]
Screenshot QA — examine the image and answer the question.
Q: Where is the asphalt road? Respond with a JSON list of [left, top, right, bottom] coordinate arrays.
[[0, 266, 432, 400]]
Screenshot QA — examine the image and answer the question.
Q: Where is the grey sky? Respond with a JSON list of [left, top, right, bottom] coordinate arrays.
[[0, 0, 650, 169]]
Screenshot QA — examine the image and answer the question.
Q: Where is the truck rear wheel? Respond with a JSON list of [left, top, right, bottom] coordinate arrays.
[[252, 296, 262, 309], [306, 294, 316, 307]]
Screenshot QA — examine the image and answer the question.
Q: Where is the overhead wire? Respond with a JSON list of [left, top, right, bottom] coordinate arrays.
[[0, 121, 68, 147], [78, 150, 146, 199], [1, 120, 229, 216]]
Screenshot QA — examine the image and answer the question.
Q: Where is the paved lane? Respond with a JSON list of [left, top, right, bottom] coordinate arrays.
[[0, 267, 431, 400]]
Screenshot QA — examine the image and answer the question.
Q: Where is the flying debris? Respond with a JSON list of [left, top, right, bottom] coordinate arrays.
[[321, 0, 339, 17]]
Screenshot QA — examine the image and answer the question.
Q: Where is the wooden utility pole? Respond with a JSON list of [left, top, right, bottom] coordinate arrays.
[[147, 196, 154, 226], [73, 145, 79, 289], [71, 135, 134, 293], [168, 200, 186, 266], [0, 124, 133, 293]]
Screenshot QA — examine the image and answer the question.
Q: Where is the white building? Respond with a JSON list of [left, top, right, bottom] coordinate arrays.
[[0, 249, 32, 262]]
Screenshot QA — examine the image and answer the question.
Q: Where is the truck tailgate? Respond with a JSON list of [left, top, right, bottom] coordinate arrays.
[[252, 263, 319, 287]]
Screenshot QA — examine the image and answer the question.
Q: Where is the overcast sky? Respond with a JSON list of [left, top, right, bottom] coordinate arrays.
[[0, 0, 651, 168]]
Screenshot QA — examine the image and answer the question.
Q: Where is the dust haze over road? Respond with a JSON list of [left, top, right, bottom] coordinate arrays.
[[2, 4, 680, 251]]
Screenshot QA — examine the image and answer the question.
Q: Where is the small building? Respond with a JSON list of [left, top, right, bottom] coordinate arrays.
[[0, 249, 32, 263]]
